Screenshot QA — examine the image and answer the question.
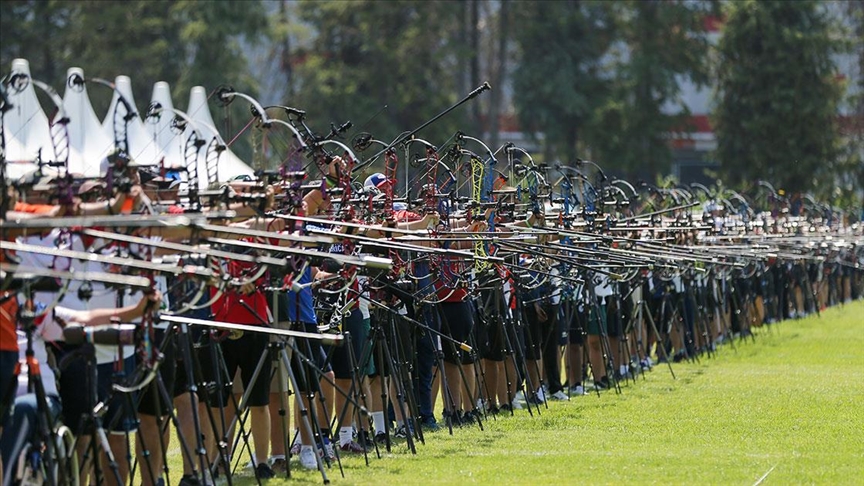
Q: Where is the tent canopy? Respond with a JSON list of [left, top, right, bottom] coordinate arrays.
[[3, 59, 254, 183]]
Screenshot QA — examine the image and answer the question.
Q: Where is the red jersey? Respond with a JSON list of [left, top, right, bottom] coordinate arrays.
[[433, 256, 468, 302], [0, 293, 17, 352], [0, 243, 18, 351], [210, 260, 270, 326]]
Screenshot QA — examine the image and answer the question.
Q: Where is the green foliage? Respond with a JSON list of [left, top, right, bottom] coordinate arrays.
[[0, 1, 77, 87], [169, 1, 267, 100], [837, 0, 864, 213], [511, 0, 617, 163], [586, 0, 711, 179], [1, 0, 267, 159], [714, 0, 847, 195], [1, 0, 857, 197], [291, 0, 466, 173]]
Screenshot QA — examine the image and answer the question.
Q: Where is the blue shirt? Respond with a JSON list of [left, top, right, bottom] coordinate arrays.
[[287, 266, 317, 324]]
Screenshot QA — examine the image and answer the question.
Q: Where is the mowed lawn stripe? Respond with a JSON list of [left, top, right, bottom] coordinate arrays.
[[188, 301, 864, 485]]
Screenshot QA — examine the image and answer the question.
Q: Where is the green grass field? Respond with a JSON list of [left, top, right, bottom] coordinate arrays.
[[168, 301, 864, 485]]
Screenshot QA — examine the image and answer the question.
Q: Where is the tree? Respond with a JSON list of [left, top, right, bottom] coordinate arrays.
[[1, 0, 268, 159], [714, 0, 846, 195], [0, 1, 76, 87], [585, 0, 711, 179], [292, 1, 467, 160], [844, 0, 864, 216], [487, 0, 510, 152], [511, 0, 617, 164], [63, 1, 187, 112]]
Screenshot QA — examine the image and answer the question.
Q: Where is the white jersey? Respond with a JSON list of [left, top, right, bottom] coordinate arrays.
[[357, 275, 371, 320], [594, 273, 613, 298], [16, 230, 167, 364], [549, 267, 562, 305], [672, 275, 684, 294]]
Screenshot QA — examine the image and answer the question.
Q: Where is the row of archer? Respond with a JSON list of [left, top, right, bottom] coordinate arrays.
[[3, 166, 862, 485], [3, 79, 864, 485]]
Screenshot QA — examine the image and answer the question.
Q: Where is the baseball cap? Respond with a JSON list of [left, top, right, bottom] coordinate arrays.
[[78, 180, 106, 196], [364, 173, 392, 189]]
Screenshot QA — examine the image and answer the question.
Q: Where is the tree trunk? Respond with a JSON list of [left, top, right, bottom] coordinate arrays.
[[458, 1, 469, 101], [279, 0, 294, 100], [489, 0, 509, 151], [470, 0, 481, 134]]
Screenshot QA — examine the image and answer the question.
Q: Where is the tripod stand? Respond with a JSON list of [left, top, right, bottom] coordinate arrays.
[[160, 312, 357, 484], [622, 275, 676, 380]]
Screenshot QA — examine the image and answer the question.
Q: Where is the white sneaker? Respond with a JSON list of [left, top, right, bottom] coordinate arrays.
[[549, 390, 569, 401], [569, 385, 586, 396], [321, 440, 335, 460], [535, 387, 546, 402], [299, 446, 317, 470], [510, 400, 524, 410], [514, 390, 527, 404]]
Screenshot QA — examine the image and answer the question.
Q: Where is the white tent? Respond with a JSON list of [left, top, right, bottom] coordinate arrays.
[[2, 59, 55, 179], [148, 81, 186, 170], [2, 59, 253, 183], [61, 67, 114, 177], [101, 75, 166, 168], [185, 86, 254, 182]]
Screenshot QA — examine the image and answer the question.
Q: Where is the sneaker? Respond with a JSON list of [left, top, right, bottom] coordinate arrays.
[[549, 390, 569, 401], [526, 392, 544, 405], [289, 442, 301, 456], [442, 410, 462, 427], [594, 377, 609, 390], [270, 457, 287, 474], [499, 403, 513, 413], [339, 440, 367, 454], [320, 438, 335, 460], [299, 447, 317, 470], [569, 385, 586, 396], [513, 390, 527, 404], [358, 430, 376, 448], [255, 463, 275, 479], [375, 432, 388, 444], [178, 474, 202, 486], [419, 415, 439, 432], [393, 424, 414, 439], [535, 387, 547, 402], [509, 400, 524, 410], [460, 410, 477, 426]]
